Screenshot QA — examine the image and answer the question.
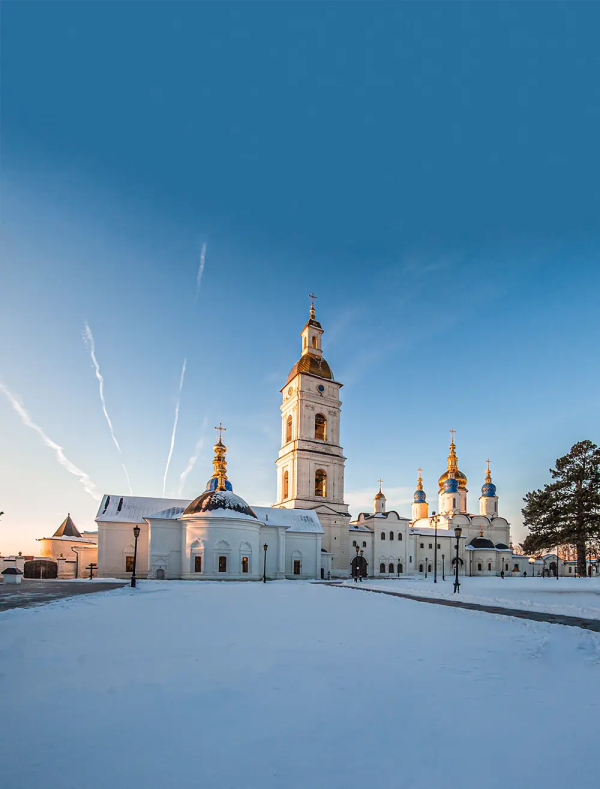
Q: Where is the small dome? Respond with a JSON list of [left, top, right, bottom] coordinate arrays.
[[495, 542, 510, 550], [286, 353, 333, 384], [439, 469, 468, 491], [414, 489, 427, 503], [468, 537, 495, 549], [374, 491, 385, 500], [183, 490, 257, 519], [481, 482, 497, 497], [444, 477, 459, 493], [205, 476, 233, 492]]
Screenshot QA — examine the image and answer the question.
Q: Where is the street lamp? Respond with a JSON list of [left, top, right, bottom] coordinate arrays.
[[442, 554, 445, 581], [131, 524, 141, 588], [432, 511, 438, 583], [263, 543, 268, 583], [425, 557, 428, 579], [556, 546, 560, 581], [453, 525, 462, 594]]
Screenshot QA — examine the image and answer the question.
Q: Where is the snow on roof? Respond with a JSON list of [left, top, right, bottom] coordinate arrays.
[[38, 535, 97, 544], [96, 495, 191, 523], [252, 507, 323, 533], [410, 527, 457, 537], [146, 507, 187, 520]]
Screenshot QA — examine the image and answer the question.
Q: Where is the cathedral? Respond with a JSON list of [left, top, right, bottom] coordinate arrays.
[[97, 299, 526, 580]]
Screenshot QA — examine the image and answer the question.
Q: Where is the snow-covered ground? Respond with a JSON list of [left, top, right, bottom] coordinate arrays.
[[2, 581, 599, 789], [346, 576, 600, 619]]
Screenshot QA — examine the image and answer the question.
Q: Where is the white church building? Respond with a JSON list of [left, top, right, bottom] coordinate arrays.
[[97, 299, 521, 581]]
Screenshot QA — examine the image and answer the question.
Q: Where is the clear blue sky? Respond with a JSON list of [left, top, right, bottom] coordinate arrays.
[[1, 2, 599, 554]]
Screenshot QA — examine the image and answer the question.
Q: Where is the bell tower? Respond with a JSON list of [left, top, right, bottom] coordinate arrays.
[[276, 296, 350, 576]]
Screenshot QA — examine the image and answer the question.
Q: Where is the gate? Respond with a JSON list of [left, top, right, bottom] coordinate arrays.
[[23, 559, 58, 579]]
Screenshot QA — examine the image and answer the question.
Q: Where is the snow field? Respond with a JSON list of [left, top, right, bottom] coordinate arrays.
[[1, 580, 599, 789]]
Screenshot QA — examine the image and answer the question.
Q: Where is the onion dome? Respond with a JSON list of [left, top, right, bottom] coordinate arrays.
[[495, 543, 510, 550], [374, 479, 386, 500], [468, 537, 495, 549], [481, 459, 497, 497], [183, 425, 257, 519], [286, 354, 333, 384], [438, 432, 468, 491], [414, 468, 427, 503]]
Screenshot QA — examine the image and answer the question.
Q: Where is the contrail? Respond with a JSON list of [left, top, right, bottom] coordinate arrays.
[[194, 243, 207, 303], [177, 416, 208, 496], [82, 322, 133, 494], [0, 380, 102, 501], [163, 358, 187, 496]]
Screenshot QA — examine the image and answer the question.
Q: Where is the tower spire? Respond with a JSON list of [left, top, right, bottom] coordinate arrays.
[[416, 467, 423, 491], [308, 292, 317, 319], [212, 424, 228, 491], [485, 458, 492, 483]]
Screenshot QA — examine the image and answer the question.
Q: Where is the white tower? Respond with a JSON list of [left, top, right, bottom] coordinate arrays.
[[411, 468, 428, 521], [479, 460, 499, 517], [374, 480, 386, 514], [275, 296, 350, 575], [440, 470, 460, 515]]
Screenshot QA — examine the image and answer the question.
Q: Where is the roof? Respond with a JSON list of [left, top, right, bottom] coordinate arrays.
[[53, 514, 82, 538], [183, 491, 257, 520], [286, 352, 334, 384], [2, 567, 23, 575], [96, 495, 191, 523], [253, 507, 323, 533], [410, 527, 457, 537]]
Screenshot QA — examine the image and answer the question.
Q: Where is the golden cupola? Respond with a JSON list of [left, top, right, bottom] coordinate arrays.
[[438, 431, 468, 492]]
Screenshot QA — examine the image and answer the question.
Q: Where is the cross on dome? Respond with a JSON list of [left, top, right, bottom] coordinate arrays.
[[449, 427, 456, 444], [308, 292, 317, 318], [215, 423, 227, 442]]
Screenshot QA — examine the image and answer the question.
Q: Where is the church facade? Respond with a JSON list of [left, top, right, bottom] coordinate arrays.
[[97, 299, 522, 581]]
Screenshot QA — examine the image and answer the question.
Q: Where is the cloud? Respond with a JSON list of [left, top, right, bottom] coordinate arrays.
[[163, 358, 187, 496], [0, 380, 102, 501], [194, 243, 207, 303], [177, 416, 209, 496], [82, 322, 132, 494]]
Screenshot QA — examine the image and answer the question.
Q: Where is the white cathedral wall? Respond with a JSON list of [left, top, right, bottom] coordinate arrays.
[[97, 521, 149, 579], [147, 518, 182, 579], [181, 517, 262, 579], [284, 532, 321, 579]]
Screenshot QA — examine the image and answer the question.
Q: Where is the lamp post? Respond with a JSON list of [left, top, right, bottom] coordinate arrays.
[[425, 558, 428, 579], [453, 525, 462, 594], [442, 554, 445, 581], [131, 524, 140, 588], [432, 511, 438, 583], [263, 543, 268, 583], [556, 546, 560, 581]]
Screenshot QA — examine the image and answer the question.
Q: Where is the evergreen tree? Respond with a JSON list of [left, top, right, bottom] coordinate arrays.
[[521, 440, 600, 576]]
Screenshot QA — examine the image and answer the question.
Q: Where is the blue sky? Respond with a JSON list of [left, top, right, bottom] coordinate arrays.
[[1, 2, 599, 555]]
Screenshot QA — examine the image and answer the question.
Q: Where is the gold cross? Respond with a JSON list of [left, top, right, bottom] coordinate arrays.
[[215, 423, 226, 441], [449, 427, 456, 443], [486, 458, 491, 471], [418, 467, 422, 477], [377, 478, 383, 492], [308, 292, 318, 308]]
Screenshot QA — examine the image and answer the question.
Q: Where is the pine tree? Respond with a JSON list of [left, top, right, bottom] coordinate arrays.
[[521, 440, 600, 576]]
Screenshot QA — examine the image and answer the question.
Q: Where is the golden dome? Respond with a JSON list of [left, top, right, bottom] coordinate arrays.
[[438, 435, 468, 491], [286, 352, 333, 384]]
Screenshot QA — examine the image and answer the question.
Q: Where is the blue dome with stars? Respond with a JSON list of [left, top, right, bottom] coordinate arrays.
[[205, 476, 233, 492], [481, 482, 497, 497], [414, 489, 427, 503], [444, 477, 459, 493]]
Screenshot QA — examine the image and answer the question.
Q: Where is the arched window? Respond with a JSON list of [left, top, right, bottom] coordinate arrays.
[[388, 563, 394, 573], [419, 564, 424, 573], [389, 531, 394, 541], [219, 556, 227, 573], [283, 470, 289, 499], [242, 557, 249, 573], [315, 413, 327, 441], [286, 415, 292, 443], [379, 563, 386, 574], [194, 556, 202, 573], [398, 533, 403, 541], [488, 562, 492, 571], [477, 563, 482, 571], [428, 564, 432, 572], [362, 541, 366, 548], [381, 531, 386, 540], [312, 336, 318, 349], [315, 469, 327, 497], [398, 563, 403, 574], [352, 540, 357, 547]]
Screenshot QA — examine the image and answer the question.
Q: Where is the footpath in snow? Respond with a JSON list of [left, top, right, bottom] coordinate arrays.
[[345, 575, 600, 620], [1, 580, 600, 789]]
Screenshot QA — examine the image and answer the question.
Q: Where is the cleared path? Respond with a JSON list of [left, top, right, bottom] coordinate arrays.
[[328, 582, 600, 632], [0, 580, 127, 612]]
